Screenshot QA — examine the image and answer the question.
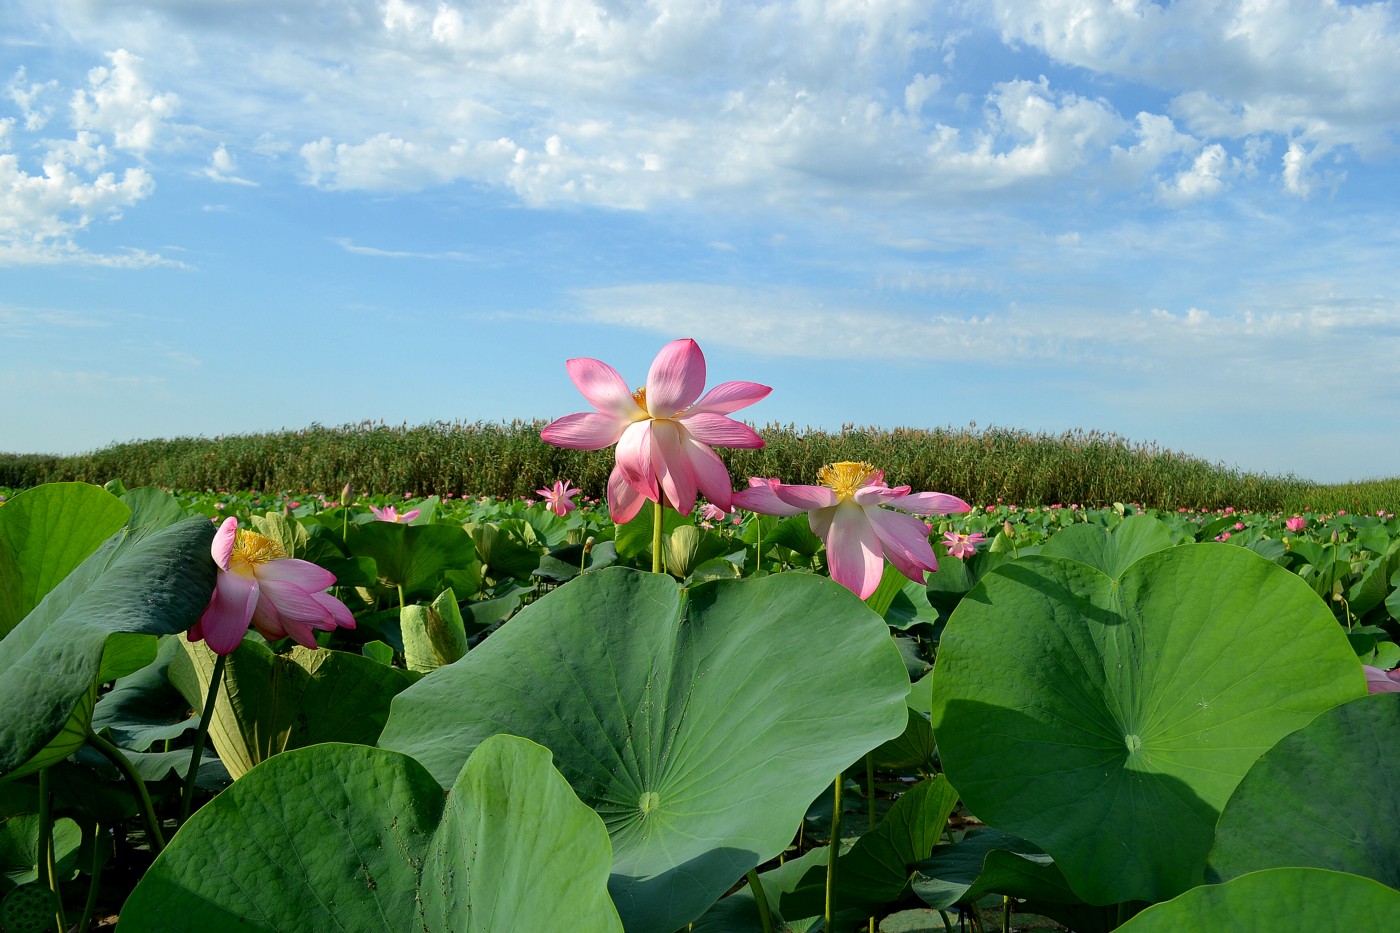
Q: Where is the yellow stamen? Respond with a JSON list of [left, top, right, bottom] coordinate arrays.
[[631, 386, 648, 411], [817, 461, 878, 501], [230, 529, 285, 574]]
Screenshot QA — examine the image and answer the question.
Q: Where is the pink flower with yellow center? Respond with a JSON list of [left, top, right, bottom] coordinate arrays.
[[540, 338, 770, 523], [732, 461, 971, 599], [189, 517, 355, 655], [369, 504, 421, 523], [942, 530, 985, 560], [537, 479, 583, 517]]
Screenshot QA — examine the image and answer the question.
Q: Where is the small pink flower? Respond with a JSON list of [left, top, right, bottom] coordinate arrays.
[[537, 480, 583, 517], [1363, 665, 1400, 694], [189, 517, 355, 654], [540, 338, 771, 523], [369, 504, 421, 523], [698, 502, 731, 524], [942, 531, 985, 559], [733, 462, 970, 599], [1285, 516, 1307, 533], [1214, 532, 1231, 542], [1234, 522, 1245, 530]]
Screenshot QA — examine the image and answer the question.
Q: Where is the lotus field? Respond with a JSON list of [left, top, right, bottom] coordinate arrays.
[[2, 340, 1399, 933]]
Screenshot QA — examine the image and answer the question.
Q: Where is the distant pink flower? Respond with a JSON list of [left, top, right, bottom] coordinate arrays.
[[1234, 522, 1245, 530], [942, 531, 985, 559], [1285, 516, 1307, 533], [540, 338, 771, 523], [1363, 665, 1400, 694], [189, 517, 355, 654], [537, 480, 582, 517], [732, 462, 971, 599], [1214, 532, 1231, 542], [369, 504, 421, 523]]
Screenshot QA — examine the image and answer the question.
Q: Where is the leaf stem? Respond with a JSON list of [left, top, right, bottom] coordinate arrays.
[[37, 768, 65, 933], [76, 822, 105, 933], [746, 867, 775, 933], [180, 651, 227, 824], [86, 732, 165, 853], [825, 773, 842, 929]]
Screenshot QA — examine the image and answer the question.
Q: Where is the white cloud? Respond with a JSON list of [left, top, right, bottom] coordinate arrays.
[[71, 49, 179, 153], [201, 143, 257, 185]]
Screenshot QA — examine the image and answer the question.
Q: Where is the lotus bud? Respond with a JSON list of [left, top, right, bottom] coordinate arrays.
[[1003, 520, 1015, 538], [341, 483, 356, 507]]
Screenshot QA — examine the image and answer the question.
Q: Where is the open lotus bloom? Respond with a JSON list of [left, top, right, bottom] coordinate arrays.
[[189, 517, 355, 654], [540, 338, 770, 523], [1285, 516, 1308, 532], [1363, 664, 1400, 694], [369, 504, 420, 523], [942, 530, 986, 560], [536, 479, 583, 517], [733, 462, 972, 599]]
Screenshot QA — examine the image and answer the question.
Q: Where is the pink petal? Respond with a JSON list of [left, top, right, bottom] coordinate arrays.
[[823, 504, 886, 599], [644, 338, 706, 418], [866, 507, 939, 583], [399, 509, 421, 523], [616, 420, 659, 498], [607, 464, 650, 523], [211, 517, 238, 571], [277, 614, 322, 650], [565, 357, 643, 420], [731, 478, 807, 517], [541, 411, 631, 450], [678, 412, 765, 449], [311, 591, 356, 631], [773, 483, 840, 512], [896, 491, 973, 515], [258, 578, 336, 626], [650, 419, 700, 515], [681, 435, 736, 511], [1364, 665, 1400, 694], [852, 484, 911, 508], [690, 380, 772, 415], [256, 558, 336, 592], [199, 572, 259, 655]]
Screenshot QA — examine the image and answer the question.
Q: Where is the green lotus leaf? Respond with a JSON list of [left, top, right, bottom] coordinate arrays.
[[117, 736, 622, 932], [1113, 868, 1400, 932], [1042, 513, 1176, 579], [169, 638, 418, 779], [1208, 693, 1400, 888], [345, 521, 478, 597], [379, 567, 909, 932], [0, 517, 216, 777], [929, 544, 1363, 905]]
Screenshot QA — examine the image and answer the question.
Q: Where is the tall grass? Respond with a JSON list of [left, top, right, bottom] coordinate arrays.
[[5, 420, 1381, 513]]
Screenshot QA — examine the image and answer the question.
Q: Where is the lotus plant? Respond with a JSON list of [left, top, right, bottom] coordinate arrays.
[[733, 461, 971, 599], [540, 338, 770, 524], [537, 479, 582, 517], [943, 530, 985, 559], [1285, 516, 1308, 533]]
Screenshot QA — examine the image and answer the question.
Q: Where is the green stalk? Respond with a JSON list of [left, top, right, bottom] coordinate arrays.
[[86, 732, 165, 853], [180, 651, 227, 824], [652, 499, 665, 575], [746, 868, 775, 933], [866, 752, 877, 829], [77, 822, 104, 933], [36, 769, 66, 933], [825, 774, 842, 929]]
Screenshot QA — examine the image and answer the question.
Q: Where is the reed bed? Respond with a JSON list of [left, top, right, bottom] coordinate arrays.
[[7, 419, 1386, 513]]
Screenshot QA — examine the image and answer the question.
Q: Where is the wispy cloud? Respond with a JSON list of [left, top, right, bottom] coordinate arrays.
[[331, 237, 474, 261]]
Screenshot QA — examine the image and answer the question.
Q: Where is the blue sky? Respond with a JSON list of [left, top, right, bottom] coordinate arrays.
[[2, 0, 1398, 485]]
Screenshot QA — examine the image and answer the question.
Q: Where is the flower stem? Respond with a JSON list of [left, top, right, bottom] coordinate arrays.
[[866, 752, 877, 829], [746, 868, 775, 933], [825, 773, 842, 929], [180, 651, 227, 824], [652, 500, 665, 575], [86, 732, 165, 853], [76, 822, 104, 933]]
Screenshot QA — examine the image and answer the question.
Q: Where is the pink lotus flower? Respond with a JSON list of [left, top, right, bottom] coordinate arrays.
[[1363, 665, 1400, 694], [942, 530, 985, 560], [369, 504, 421, 523], [537, 479, 583, 517], [540, 338, 770, 523], [732, 462, 971, 599], [1285, 516, 1307, 533], [189, 517, 355, 655]]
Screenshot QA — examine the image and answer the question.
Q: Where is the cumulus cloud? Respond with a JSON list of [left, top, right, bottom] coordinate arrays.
[[0, 51, 178, 265], [202, 143, 256, 186]]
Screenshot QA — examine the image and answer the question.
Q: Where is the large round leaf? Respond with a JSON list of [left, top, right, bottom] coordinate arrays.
[[379, 567, 910, 932], [0, 482, 130, 638], [1208, 693, 1400, 888], [117, 736, 622, 932], [1041, 514, 1175, 579], [1114, 868, 1400, 932], [0, 516, 216, 777], [929, 544, 1363, 905]]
